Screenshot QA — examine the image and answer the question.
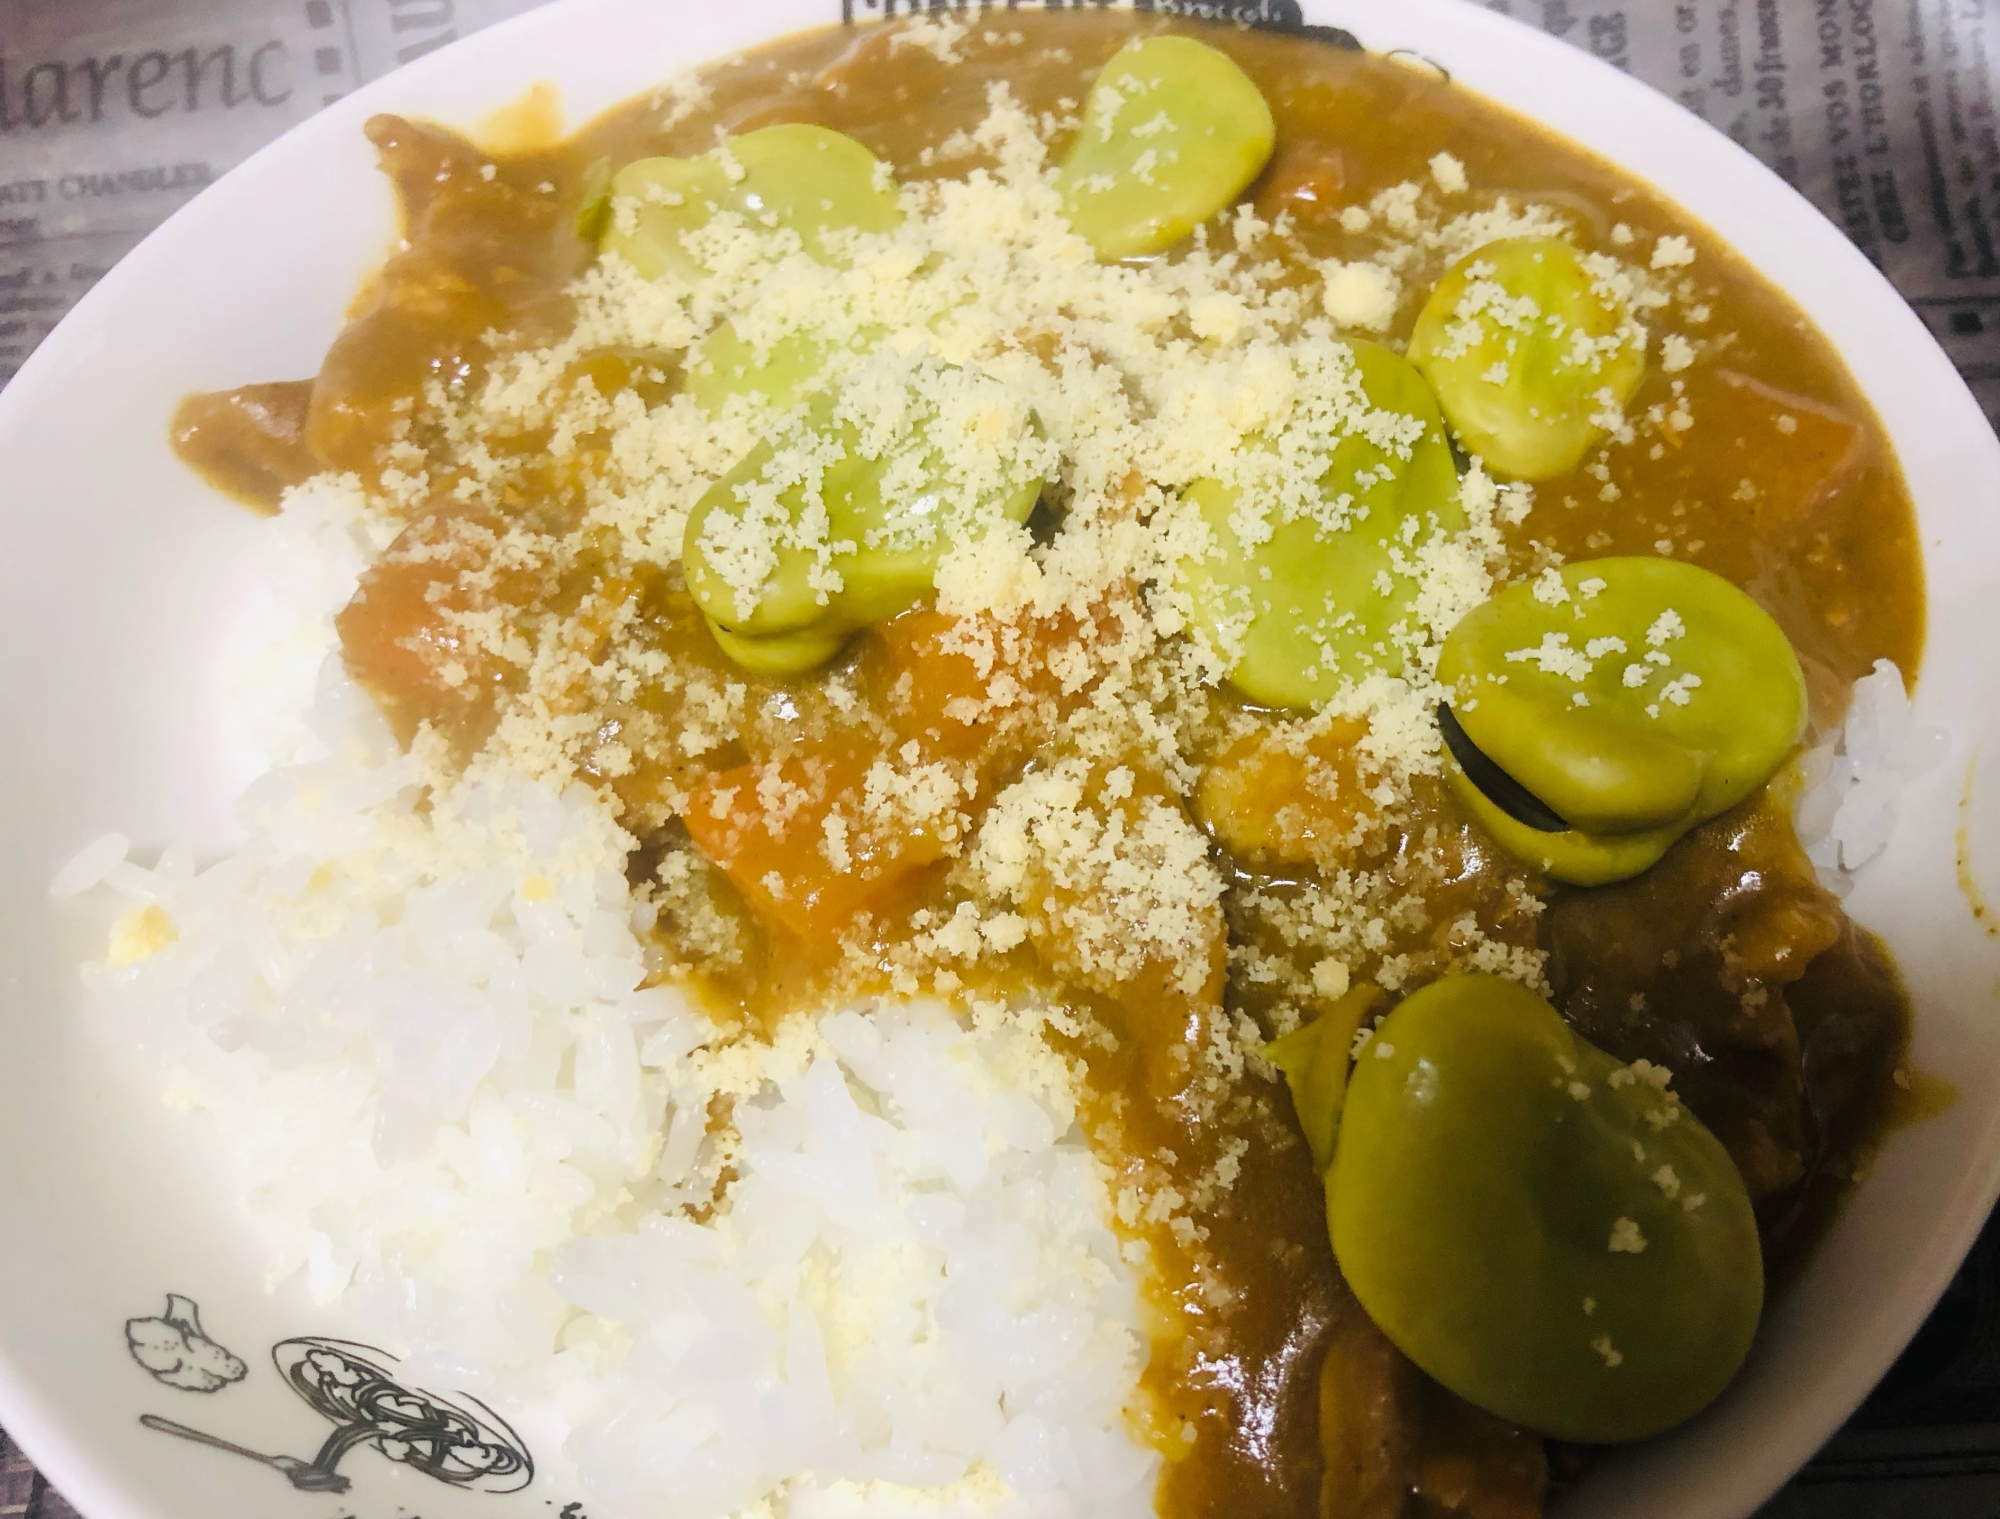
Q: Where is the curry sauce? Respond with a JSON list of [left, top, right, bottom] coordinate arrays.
[[172, 14, 1925, 1519]]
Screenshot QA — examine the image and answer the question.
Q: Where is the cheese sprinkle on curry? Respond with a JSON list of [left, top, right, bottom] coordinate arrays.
[[161, 14, 1930, 1518]]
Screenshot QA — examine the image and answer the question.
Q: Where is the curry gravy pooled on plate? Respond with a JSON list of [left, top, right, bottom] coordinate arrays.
[[157, 11, 1928, 1518]]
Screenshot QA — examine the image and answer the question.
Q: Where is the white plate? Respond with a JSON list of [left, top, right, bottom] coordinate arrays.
[[0, 1, 1996, 1515]]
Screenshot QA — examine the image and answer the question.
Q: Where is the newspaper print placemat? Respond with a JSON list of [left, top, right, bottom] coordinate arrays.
[[3, 1, 1998, 1514]]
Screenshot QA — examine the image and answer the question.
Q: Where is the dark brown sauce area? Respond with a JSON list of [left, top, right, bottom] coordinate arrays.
[[171, 380, 318, 511], [1546, 793, 1913, 1285], [171, 14, 1930, 1519]]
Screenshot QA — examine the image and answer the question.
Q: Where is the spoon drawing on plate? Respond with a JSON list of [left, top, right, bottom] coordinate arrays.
[[138, 1414, 354, 1493], [138, 1335, 533, 1495]]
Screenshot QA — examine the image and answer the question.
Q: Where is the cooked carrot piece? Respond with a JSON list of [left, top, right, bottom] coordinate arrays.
[[684, 746, 950, 944]]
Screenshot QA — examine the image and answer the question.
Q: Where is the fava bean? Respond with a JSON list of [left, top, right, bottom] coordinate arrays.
[[1332, 973, 1762, 1443], [1436, 557, 1806, 884], [1409, 236, 1646, 481], [707, 620, 853, 679], [1056, 36, 1275, 261], [603, 124, 900, 283], [1178, 340, 1464, 708], [687, 321, 842, 413], [684, 378, 1044, 673], [1265, 984, 1386, 1173]]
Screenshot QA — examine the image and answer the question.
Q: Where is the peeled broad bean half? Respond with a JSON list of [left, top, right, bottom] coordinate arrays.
[[688, 322, 840, 414], [602, 123, 900, 283], [707, 620, 852, 680], [1056, 35, 1276, 260], [1409, 235, 1647, 481], [1264, 984, 1386, 1174], [1178, 340, 1465, 708], [1436, 556, 1806, 884], [1328, 973, 1763, 1444], [684, 382, 1044, 675]]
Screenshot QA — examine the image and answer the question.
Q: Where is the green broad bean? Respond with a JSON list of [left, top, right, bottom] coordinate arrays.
[[1056, 36, 1275, 261], [602, 124, 900, 283], [1408, 236, 1647, 481], [1177, 340, 1465, 709], [574, 155, 615, 242], [707, 620, 852, 680], [683, 433, 830, 639], [687, 321, 842, 413], [1265, 984, 1386, 1173], [1331, 973, 1762, 1444], [1436, 556, 1806, 885], [684, 380, 1044, 673]]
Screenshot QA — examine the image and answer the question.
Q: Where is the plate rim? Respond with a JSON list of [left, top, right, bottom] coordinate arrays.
[[0, 2, 1995, 1516]]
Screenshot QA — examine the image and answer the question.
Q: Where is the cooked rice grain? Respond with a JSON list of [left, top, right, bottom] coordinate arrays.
[[62, 489, 1155, 1519], [1793, 659, 1946, 894]]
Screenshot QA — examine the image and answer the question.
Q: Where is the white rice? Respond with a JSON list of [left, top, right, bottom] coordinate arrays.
[[56, 482, 1158, 1519], [1792, 658, 1947, 895]]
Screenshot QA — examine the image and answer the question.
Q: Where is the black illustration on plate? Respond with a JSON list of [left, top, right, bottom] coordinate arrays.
[[125, 1294, 248, 1393], [140, 1336, 533, 1496]]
